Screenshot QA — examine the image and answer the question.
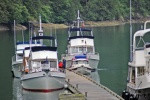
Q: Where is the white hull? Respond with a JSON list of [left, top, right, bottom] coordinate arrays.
[[88, 59, 99, 69], [64, 55, 99, 69], [126, 85, 150, 100], [12, 62, 23, 78], [70, 66, 92, 75], [66, 59, 99, 69], [21, 71, 66, 92]]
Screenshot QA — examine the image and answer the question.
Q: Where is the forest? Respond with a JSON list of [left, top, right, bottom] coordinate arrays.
[[0, 0, 150, 24]]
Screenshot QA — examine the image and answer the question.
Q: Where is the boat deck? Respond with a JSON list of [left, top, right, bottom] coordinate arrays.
[[66, 70, 123, 100]]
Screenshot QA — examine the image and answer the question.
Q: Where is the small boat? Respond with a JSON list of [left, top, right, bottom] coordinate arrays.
[[122, 21, 150, 100], [62, 10, 100, 69], [69, 54, 94, 75], [21, 16, 66, 92]]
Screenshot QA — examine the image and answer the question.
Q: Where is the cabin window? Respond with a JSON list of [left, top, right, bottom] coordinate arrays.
[[71, 47, 78, 53], [32, 61, 41, 68], [131, 68, 135, 83], [87, 47, 93, 53], [50, 61, 57, 68], [17, 54, 23, 60], [137, 67, 145, 76], [41, 60, 49, 70], [79, 47, 86, 52]]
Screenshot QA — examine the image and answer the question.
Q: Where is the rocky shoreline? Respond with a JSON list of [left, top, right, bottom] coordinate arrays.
[[0, 19, 148, 31]]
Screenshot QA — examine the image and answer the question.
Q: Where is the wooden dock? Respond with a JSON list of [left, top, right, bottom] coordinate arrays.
[[65, 70, 124, 100]]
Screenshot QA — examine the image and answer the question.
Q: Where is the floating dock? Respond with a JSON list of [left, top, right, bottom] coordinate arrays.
[[60, 70, 124, 100]]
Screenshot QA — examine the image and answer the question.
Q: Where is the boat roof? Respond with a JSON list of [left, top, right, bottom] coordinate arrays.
[[31, 46, 57, 52], [31, 36, 55, 40], [16, 41, 30, 45], [69, 36, 94, 40], [134, 29, 150, 38], [16, 41, 41, 45], [133, 29, 150, 49], [69, 28, 92, 32]]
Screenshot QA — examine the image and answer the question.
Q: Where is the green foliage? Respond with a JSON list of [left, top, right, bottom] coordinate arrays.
[[0, 0, 150, 24]]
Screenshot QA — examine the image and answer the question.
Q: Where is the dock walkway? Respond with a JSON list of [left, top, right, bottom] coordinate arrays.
[[66, 70, 123, 100]]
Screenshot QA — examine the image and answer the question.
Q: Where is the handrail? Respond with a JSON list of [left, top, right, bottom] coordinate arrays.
[[68, 69, 124, 100], [144, 21, 150, 30]]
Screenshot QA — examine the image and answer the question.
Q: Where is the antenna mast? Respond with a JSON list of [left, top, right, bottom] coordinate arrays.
[[130, 0, 133, 62]]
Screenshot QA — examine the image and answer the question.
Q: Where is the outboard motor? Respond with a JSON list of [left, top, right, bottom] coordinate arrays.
[[124, 92, 130, 100], [122, 90, 126, 99]]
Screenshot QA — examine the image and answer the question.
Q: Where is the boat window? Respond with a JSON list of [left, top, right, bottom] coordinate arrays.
[[79, 47, 86, 52], [137, 67, 145, 76], [17, 54, 23, 60], [50, 61, 57, 68], [87, 47, 93, 53], [71, 47, 78, 53], [131, 68, 135, 83], [32, 61, 40, 67]]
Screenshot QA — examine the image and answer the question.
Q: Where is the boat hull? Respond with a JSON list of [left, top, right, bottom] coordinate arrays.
[[70, 67, 92, 75], [21, 71, 66, 92], [12, 62, 23, 78], [126, 85, 150, 100], [64, 54, 99, 69], [88, 59, 99, 69]]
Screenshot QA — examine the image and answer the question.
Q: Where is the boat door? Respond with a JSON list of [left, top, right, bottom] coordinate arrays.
[[128, 66, 136, 84]]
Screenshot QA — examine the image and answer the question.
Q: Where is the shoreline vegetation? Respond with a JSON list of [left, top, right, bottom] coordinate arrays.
[[0, 18, 149, 31]]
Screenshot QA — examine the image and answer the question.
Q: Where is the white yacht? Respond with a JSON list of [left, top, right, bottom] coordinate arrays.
[[21, 16, 66, 92], [11, 20, 29, 78], [123, 21, 150, 100], [62, 10, 100, 69], [69, 54, 94, 75], [11, 20, 41, 78]]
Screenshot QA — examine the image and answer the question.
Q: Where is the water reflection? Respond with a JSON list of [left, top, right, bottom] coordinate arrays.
[[22, 90, 64, 100], [12, 78, 22, 100], [12, 78, 65, 100], [86, 70, 100, 84]]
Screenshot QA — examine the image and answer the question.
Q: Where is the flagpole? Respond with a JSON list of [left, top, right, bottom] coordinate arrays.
[[130, 0, 133, 62]]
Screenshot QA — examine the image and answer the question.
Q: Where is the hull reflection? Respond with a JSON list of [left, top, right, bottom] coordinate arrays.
[[12, 78, 65, 100]]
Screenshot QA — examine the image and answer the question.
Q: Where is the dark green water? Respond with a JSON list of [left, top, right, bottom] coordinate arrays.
[[0, 23, 144, 99]]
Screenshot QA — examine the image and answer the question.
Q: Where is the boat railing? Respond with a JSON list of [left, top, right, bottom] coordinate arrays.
[[62, 52, 99, 58]]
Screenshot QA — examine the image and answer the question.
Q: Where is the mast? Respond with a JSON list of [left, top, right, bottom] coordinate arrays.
[[130, 0, 133, 62], [38, 15, 43, 45], [14, 20, 16, 50], [55, 25, 57, 47], [77, 10, 80, 36], [22, 29, 24, 43], [38, 15, 43, 36]]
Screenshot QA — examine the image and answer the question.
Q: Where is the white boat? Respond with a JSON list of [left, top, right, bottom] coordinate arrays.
[[11, 20, 29, 78], [62, 10, 100, 69], [11, 21, 42, 78], [21, 16, 66, 92], [122, 21, 150, 100], [69, 54, 95, 75]]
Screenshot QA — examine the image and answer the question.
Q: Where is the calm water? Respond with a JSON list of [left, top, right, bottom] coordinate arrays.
[[0, 23, 144, 100]]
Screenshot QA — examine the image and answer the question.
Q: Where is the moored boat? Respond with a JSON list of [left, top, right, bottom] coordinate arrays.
[[69, 54, 94, 75], [11, 20, 30, 78], [61, 10, 100, 69], [21, 16, 66, 92], [123, 21, 150, 100]]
